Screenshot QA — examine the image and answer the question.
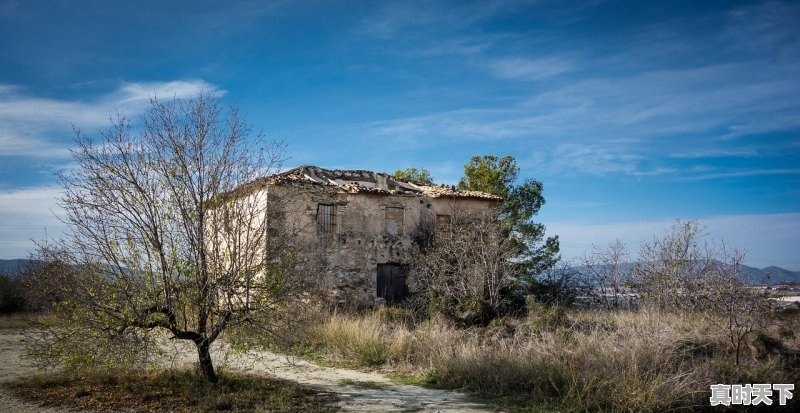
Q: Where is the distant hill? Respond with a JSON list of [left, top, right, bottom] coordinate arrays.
[[568, 260, 800, 286], [739, 264, 800, 285], [0, 259, 33, 278], [4, 258, 800, 284]]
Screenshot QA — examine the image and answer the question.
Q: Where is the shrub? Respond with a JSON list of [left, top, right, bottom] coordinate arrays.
[[311, 309, 800, 412], [409, 211, 523, 325]]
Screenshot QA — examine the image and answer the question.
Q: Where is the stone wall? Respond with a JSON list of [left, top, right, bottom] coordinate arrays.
[[264, 184, 496, 307]]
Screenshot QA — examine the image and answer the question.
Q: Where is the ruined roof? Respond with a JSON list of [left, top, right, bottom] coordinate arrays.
[[265, 165, 502, 200]]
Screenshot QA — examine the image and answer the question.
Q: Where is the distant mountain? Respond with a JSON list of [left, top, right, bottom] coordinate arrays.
[[567, 261, 800, 286], [5, 258, 800, 285], [0, 259, 33, 278], [739, 264, 800, 285]]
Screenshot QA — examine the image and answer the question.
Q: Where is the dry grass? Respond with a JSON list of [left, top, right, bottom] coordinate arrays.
[[310, 308, 800, 412], [9, 369, 338, 412], [315, 312, 391, 366], [0, 313, 57, 330]]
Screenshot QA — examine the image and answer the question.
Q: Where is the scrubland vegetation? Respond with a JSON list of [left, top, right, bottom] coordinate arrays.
[[303, 307, 798, 412], [296, 219, 800, 412], [2, 96, 794, 412], [6, 201, 797, 412]]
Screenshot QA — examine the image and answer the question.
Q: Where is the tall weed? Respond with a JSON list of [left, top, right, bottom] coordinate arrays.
[[312, 309, 799, 412]]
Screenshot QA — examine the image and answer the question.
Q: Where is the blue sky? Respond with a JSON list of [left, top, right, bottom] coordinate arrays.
[[1, 0, 799, 269]]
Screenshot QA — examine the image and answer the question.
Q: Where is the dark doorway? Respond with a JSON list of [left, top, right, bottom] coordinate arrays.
[[377, 263, 409, 303]]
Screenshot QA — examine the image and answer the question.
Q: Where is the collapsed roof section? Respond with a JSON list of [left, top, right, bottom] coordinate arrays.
[[267, 165, 502, 201]]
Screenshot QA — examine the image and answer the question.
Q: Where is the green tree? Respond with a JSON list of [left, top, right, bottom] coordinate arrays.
[[458, 155, 559, 275], [392, 167, 434, 185]]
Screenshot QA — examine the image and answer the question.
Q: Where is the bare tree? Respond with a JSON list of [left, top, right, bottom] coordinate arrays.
[[581, 239, 636, 310], [30, 93, 315, 383], [409, 210, 521, 324], [635, 220, 716, 311], [702, 249, 774, 366], [528, 263, 583, 308], [633, 220, 774, 364]]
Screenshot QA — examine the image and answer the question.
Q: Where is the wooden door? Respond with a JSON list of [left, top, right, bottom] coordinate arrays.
[[377, 264, 409, 303]]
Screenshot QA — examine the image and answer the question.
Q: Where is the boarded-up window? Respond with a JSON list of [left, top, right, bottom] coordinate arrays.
[[435, 214, 451, 234], [377, 264, 409, 303], [317, 204, 336, 237], [384, 207, 404, 235]]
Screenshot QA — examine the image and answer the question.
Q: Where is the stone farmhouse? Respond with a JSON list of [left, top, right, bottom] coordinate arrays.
[[242, 165, 500, 307]]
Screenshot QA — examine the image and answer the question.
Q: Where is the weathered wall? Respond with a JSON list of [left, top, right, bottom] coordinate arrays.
[[262, 184, 496, 307]]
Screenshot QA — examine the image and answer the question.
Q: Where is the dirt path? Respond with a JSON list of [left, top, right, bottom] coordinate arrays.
[[238, 355, 489, 412], [1, 330, 490, 412], [165, 339, 491, 412], [0, 330, 77, 413]]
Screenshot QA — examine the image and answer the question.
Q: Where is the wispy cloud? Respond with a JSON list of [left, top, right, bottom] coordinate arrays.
[[489, 57, 573, 80], [366, 108, 532, 141], [353, 0, 800, 181], [0, 185, 65, 259], [115, 80, 220, 104], [674, 168, 800, 182], [369, 56, 799, 139], [669, 148, 760, 159], [0, 79, 219, 158], [359, 0, 602, 41], [185, 0, 294, 32], [414, 36, 493, 56], [543, 143, 655, 176], [363, 56, 799, 178], [359, 0, 511, 40], [724, 0, 800, 56]]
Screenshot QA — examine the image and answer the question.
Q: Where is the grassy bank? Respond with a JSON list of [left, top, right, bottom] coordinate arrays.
[[9, 369, 338, 413], [306, 308, 799, 412]]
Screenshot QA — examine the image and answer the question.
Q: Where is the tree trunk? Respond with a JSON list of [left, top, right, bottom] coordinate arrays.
[[197, 341, 218, 383]]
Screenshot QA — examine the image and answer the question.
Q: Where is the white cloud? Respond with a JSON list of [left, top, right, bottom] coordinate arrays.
[[369, 59, 800, 141], [364, 54, 800, 179], [0, 79, 220, 256], [548, 213, 800, 271], [0, 79, 219, 158], [114, 80, 221, 105], [0, 127, 71, 158], [0, 185, 65, 259], [356, 0, 800, 181]]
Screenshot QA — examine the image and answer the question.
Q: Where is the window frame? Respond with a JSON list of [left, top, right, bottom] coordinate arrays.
[[316, 203, 337, 238], [384, 206, 405, 235]]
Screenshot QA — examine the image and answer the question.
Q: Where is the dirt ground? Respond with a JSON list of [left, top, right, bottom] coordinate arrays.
[[0, 330, 490, 412], [0, 330, 73, 412]]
